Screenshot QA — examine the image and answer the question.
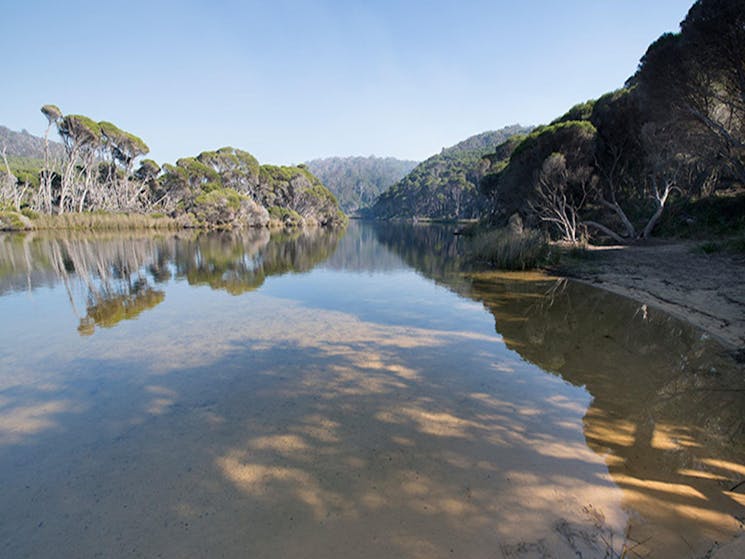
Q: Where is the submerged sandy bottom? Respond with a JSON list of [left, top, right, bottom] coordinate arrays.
[[0, 292, 742, 558], [0, 229, 743, 558]]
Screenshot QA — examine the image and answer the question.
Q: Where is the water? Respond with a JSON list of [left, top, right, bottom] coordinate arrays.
[[0, 223, 743, 558]]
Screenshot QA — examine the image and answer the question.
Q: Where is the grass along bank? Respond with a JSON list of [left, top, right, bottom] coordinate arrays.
[[0, 210, 183, 232]]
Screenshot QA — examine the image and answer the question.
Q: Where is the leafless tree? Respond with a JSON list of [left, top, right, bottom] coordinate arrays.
[[530, 152, 598, 243], [1, 143, 27, 211]]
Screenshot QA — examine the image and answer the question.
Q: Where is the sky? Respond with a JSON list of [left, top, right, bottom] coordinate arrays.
[[1, 0, 694, 166]]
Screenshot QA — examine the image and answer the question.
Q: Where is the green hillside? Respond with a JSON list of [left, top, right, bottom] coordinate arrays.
[[368, 125, 533, 220]]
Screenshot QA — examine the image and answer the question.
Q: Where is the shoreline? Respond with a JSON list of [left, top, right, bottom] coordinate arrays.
[[0, 210, 347, 233], [554, 241, 745, 355]]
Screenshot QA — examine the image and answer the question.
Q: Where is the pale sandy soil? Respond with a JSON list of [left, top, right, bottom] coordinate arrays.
[[559, 241, 745, 353]]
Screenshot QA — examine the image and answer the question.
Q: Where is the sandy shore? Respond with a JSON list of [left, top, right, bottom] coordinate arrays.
[[558, 241, 745, 355]]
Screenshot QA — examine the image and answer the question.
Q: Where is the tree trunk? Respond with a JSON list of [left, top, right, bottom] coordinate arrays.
[[641, 178, 674, 239]]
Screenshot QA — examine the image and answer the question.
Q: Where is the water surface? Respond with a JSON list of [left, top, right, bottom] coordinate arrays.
[[1, 223, 743, 558]]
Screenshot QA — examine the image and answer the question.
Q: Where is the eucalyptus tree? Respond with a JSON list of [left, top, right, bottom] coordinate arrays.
[[56, 114, 102, 213], [98, 121, 150, 210], [39, 104, 62, 212], [134, 159, 164, 209], [530, 152, 598, 243]]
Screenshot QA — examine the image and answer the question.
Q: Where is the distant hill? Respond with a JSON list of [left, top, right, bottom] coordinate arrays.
[[0, 126, 65, 187], [368, 125, 533, 220], [0, 125, 63, 159], [305, 156, 418, 214]]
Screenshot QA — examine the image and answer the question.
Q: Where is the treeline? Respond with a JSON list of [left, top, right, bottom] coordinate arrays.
[[0, 108, 345, 229], [305, 156, 418, 214], [480, 0, 745, 242]]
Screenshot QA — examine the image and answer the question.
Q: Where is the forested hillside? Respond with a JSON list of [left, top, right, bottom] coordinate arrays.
[[480, 0, 745, 242], [305, 156, 418, 214], [368, 125, 532, 220]]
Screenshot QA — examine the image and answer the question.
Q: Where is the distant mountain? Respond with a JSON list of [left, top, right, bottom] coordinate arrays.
[[305, 156, 418, 214], [368, 125, 533, 220], [0, 125, 63, 159]]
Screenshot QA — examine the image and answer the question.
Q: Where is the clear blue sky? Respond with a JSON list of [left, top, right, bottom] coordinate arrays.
[[1, 0, 693, 166]]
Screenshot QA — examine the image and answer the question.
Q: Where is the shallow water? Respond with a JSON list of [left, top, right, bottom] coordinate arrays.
[[0, 223, 743, 558]]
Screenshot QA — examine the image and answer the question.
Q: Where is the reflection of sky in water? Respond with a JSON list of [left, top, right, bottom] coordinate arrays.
[[259, 268, 489, 332], [0, 225, 743, 559]]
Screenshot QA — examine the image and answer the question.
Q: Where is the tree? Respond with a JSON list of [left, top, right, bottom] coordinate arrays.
[[589, 89, 646, 240], [39, 104, 62, 212], [56, 114, 102, 213], [637, 121, 688, 238], [530, 152, 597, 243], [491, 121, 597, 229], [1, 143, 25, 211], [681, 0, 745, 183], [636, 0, 745, 186], [98, 121, 150, 210]]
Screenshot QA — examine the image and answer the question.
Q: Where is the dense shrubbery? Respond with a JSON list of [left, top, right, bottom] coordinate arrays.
[[478, 0, 745, 244]]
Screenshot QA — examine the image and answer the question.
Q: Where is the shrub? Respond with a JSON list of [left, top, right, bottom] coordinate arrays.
[[0, 211, 33, 231]]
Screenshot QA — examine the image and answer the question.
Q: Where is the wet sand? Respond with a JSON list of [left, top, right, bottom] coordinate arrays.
[[558, 241, 745, 352]]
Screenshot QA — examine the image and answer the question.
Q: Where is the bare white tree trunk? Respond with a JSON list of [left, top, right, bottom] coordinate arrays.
[[641, 176, 677, 239]]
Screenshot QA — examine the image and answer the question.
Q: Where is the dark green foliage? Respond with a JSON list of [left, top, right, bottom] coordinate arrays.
[[510, 121, 597, 159], [99, 120, 149, 165], [193, 188, 248, 228], [155, 148, 345, 228], [58, 115, 102, 149], [305, 156, 418, 214], [258, 164, 346, 226], [40, 104, 62, 124], [486, 121, 597, 227], [268, 206, 304, 227], [197, 147, 260, 192], [369, 125, 532, 220], [551, 99, 597, 124], [657, 191, 745, 238], [135, 159, 161, 182], [6, 156, 43, 188], [633, 0, 745, 185], [474, 1, 745, 242]]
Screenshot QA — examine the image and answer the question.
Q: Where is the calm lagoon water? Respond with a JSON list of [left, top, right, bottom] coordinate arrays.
[[0, 223, 743, 558]]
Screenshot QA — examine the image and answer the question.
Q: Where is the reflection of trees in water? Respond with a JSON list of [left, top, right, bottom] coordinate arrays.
[[466, 276, 745, 434], [173, 230, 271, 295], [322, 222, 408, 273], [0, 228, 344, 334], [43, 234, 169, 336], [374, 224, 745, 555], [259, 228, 341, 277], [465, 276, 745, 554], [172, 228, 341, 295], [370, 222, 470, 288]]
